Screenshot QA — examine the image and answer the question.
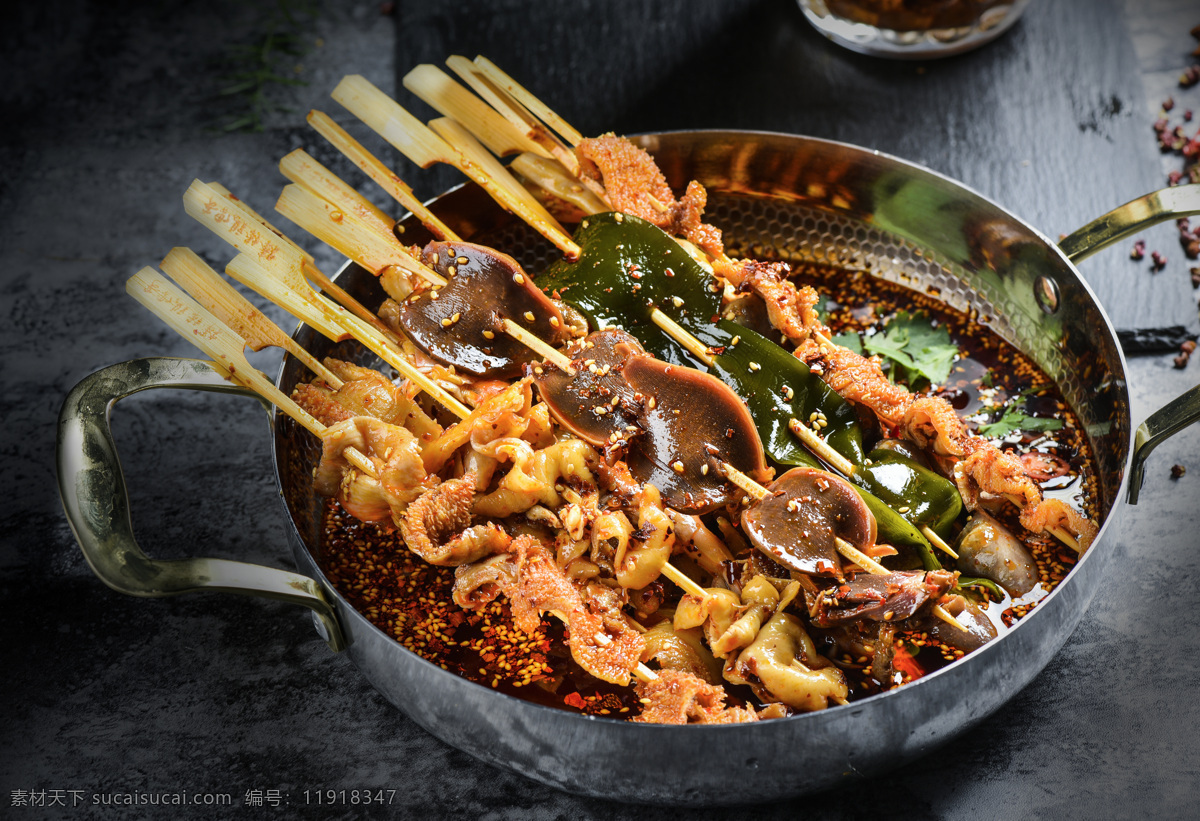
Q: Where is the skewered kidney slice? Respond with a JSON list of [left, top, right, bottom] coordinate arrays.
[[741, 467, 876, 577], [532, 329, 645, 445], [399, 241, 570, 378], [621, 354, 771, 514]]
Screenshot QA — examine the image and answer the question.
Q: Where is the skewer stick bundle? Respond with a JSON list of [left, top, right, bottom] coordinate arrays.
[[225, 251, 470, 420], [160, 247, 344, 390], [275, 182, 443, 287], [471, 56, 584, 148], [125, 269, 384, 476], [445, 57, 569, 158], [331, 75, 581, 259], [306, 110, 461, 242]]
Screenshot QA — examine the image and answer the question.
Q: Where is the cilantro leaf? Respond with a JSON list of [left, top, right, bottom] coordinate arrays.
[[863, 311, 959, 385], [977, 397, 1065, 438], [830, 331, 862, 354]]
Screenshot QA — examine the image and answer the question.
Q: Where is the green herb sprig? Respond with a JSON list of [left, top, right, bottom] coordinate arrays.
[[863, 311, 959, 387]]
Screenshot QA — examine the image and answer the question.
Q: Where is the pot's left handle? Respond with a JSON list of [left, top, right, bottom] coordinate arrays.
[[56, 357, 346, 651]]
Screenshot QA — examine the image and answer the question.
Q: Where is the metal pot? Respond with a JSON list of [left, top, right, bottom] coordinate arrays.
[[57, 132, 1200, 805]]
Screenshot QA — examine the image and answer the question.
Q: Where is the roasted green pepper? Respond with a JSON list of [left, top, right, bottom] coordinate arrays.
[[538, 211, 723, 367]]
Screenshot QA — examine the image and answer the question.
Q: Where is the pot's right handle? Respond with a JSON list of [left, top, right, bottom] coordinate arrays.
[[1127, 384, 1200, 504], [1058, 183, 1200, 263], [1057, 183, 1200, 504], [56, 356, 346, 651]]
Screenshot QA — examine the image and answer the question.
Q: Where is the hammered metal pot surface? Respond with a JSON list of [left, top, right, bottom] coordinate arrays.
[[272, 132, 1130, 804]]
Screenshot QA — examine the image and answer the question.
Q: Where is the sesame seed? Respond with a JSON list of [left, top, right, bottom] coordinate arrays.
[[524, 311, 535, 322], [482, 330, 495, 339], [782, 386, 794, 400], [550, 316, 560, 328], [430, 290, 440, 300], [457, 256, 468, 265], [447, 265, 457, 277], [701, 464, 709, 476], [614, 213, 624, 223], [749, 361, 761, 371], [513, 273, 525, 285], [731, 336, 741, 347], [672, 461, 685, 473], [672, 296, 684, 307], [431, 252, 439, 265]]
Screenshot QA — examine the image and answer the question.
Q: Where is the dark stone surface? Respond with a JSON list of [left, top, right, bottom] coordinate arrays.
[[3, 0, 1199, 818]]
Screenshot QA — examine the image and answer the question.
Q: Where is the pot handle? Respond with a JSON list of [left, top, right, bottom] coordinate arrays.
[[56, 357, 346, 651], [1056, 183, 1200, 504], [1128, 383, 1200, 504], [1058, 183, 1200, 263]]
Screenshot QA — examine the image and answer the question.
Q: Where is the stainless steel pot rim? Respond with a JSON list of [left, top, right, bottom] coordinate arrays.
[[273, 129, 1134, 729]]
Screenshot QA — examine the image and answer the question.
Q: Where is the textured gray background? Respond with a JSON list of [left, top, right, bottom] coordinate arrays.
[[3, 1, 1200, 818]]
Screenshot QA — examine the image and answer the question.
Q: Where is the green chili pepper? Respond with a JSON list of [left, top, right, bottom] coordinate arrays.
[[859, 448, 962, 537], [538, 211, 723, 367], [709, 319, 864, 467], [956, 576, 1005, 601]]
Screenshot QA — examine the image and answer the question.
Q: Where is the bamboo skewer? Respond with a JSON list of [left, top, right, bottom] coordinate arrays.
[[330, 75, 580, 258], [129, 267, 655, 684], [719, 462, 969, 634], [306, 110, 460, 242], [159, 247, 344, 390], [471, 56, 584, 148], [275, 181, 443, 287], [206, 182, 315, 265], [403, 64, 548, 159], [279, 149, 396, 240]]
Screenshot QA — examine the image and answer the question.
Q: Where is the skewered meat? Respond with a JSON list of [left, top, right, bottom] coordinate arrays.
[[401, 472, 511, 566], [741, 466, 876, 577], [575, 136, 724, 257], [812, 569, 956, 627], [632, 669, 759, 725], [293, 357, 441, 440], [639, 622, 724, 684], [313, 416, 435, 525], [398, 241, 572, 378], [509, 536, 645, 686], [725, 605, 849, 712]]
